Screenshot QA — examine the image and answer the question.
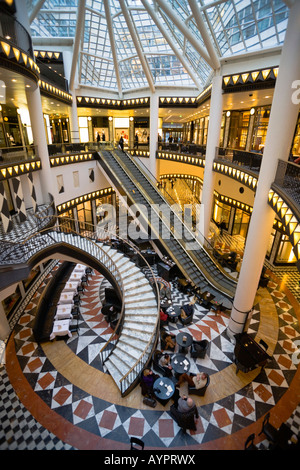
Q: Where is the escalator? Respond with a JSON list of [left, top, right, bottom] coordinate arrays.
[[96, 149, 237, 303]]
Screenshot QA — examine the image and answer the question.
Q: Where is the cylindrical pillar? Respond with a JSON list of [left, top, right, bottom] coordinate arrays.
[[25, 86, 54, 204], [199, 74, 223, 242], [227, 1, 300, 341], [63, 51, 80, 143], [149, 93, 159, 177]]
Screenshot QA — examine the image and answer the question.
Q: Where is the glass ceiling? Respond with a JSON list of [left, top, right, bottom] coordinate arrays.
[[26, 0, 290, 94]]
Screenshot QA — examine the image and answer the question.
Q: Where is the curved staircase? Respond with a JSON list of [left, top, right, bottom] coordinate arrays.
[[0, 228, 159, 396]]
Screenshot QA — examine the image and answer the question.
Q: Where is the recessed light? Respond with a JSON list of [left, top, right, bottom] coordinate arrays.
[[12, 79, 17, 82]]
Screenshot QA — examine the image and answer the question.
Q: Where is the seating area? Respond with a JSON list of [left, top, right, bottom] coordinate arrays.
[[3, 260, 300, 450], [33, 262, 93, 342], [244, 412, 300, 450]]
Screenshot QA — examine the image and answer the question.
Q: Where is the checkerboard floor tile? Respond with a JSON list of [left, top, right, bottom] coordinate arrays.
[[1, 263, 300, 450]]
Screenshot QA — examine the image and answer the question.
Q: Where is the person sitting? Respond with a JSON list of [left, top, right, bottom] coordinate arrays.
[[176, 372, 208, 389], [158, 353, 173, 377], [160, 329, 176, 350], [180, 296, 196, 320], [160, 309, 168, 325], [140, 368, 159, 398]]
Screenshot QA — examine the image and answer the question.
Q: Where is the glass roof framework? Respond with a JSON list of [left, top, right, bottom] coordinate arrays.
[[27, 0, 290, 95]]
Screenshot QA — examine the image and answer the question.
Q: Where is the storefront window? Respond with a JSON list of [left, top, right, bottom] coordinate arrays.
[[219, 113, 226, 147], [95, 195, 113, 224], [228, 111, 250, 149], [213, 200, 231, 226], [275, 234, 296, 264], [77, 201, 93, 232], [266, 228, 276, 259], [59, 209, 75, 232], [251, 106, 271, 152], [203, 116, 209, 145], [232, 208, 250, 238], [292, 114, 300, 157]]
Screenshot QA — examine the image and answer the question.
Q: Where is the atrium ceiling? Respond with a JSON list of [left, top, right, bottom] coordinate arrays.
[[27, 0, 290, 96]]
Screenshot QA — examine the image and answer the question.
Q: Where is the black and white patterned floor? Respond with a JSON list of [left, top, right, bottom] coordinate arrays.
[[1, 263, 300, 450]]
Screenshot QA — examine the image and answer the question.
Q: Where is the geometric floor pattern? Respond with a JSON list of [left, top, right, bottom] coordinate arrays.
[[1, 263, 300, 450]]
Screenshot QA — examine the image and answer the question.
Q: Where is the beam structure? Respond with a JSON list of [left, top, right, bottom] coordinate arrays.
[[119, 0, 155, 94], [69, 0, 86, 91], [141, 0, 203, 89], [156, 0, 214, 68], [104, 0, 123, 98], [187, 0, 220, 70], [29, 0, 46, 23]]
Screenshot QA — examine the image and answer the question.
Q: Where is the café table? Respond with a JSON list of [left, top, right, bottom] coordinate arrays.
[[63, 281, 80, 293], [166, 305, 180, 323], [59, 291, 75, 304], [50, 319, 72, 340], [176, 331, 193, 353], [171, 353, 190, 375], [54, 304, 73, 320], [153, 377, 175, 405], [200, 291, 215, 309], [69, 272, 85, 282], [160, 298, 172, 312], [74, 264, 86, 273]]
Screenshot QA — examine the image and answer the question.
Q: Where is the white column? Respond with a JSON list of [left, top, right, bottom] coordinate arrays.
[[25, 86, 54, 204], [63, 51, 80, 143], [149, 93, 159, 177], [227, 1, 300, 341], [199, 73, 223, 242]]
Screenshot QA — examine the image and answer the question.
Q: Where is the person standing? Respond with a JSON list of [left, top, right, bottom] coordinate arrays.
[[134, 133, 139, 149], [119, 135, 124, 151]]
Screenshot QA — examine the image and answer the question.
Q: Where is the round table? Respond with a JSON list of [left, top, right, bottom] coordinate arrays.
[[171, 354, 191, 375], [176, 331, 193, 352], [153, 377, 175, 405], [160, 298, 173, 312], [166, 305, 180, 322]]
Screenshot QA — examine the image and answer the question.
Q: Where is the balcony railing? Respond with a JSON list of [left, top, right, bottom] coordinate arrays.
[[274, 159, 300, 210], [0, 145, 39, 163], [0, 11, 33, 56], [216, 147, 263, 172]]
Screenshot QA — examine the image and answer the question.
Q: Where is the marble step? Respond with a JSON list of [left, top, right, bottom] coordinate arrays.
[[122, 321, 155, 334], [124, 290, 154, 303], [125, 308, 157, 317], [123, 314, 157, 324], [122, 270, 146, 286], [121, 327, 153, 343], [118, 264, 140, 278], [117, 338, 149, 355], [124, 277, 150, 292], [113, 348, 138, 369], [124, 299, 157, 309]]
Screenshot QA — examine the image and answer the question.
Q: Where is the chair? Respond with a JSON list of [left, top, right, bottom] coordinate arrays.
[[244, 433, 258, 450], [130, 437, 144, 450], [160, 329, 176, 351], [152, 350, 170, 376], [258, 412, 279, 443], [190, 339, 209, 359], [179, 304, 194, 325], [188, 373, 210, 397], [259, 339, 268, 351]]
